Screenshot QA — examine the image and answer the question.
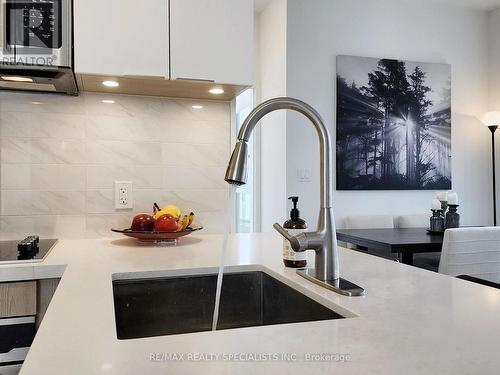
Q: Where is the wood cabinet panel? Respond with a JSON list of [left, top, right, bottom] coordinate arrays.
[[0, 282, 37, 318], [36, 279, 60, 329]]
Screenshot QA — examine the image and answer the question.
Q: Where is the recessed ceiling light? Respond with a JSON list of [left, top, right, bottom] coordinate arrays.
[[102, 99, 115, 104], [1, 76, 33, 83], [192, 105, 203, 109], [30, 101, 43, 105], [102, 80, 119, 88], [209, 88, 224, 95]]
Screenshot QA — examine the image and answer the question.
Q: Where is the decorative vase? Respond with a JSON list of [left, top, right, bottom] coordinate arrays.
[[430, 209, 445, 233], [445, 205, 460, 229]]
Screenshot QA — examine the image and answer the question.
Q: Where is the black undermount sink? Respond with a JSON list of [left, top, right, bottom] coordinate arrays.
[[112, 271, 344, 339]]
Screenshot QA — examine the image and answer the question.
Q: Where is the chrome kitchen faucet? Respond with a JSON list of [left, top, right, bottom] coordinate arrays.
[[225, 97, 365, 296]]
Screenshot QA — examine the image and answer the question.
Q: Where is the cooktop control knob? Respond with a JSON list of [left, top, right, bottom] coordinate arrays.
[[17, 235, 39, 260], [17, 242, 34, 260], [27, 235, 40, 255]]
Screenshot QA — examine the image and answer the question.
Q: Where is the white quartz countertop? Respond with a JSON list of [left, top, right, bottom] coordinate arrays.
[[3, 233, 500, 374]]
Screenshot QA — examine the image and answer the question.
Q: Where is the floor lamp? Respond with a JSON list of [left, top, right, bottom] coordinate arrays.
[[481, 112, 500, 226]]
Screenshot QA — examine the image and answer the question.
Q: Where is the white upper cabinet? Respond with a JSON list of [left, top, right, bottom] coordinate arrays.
[[169, 0, 253, 85], [74, 0, 169, 77]]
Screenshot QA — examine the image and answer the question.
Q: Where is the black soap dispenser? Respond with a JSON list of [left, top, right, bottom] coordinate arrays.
[[282, 196, 308, 268]]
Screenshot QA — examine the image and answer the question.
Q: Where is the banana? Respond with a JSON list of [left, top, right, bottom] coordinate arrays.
[[153, 203, 160, 216], [177, 214, 190, 232], [187, 212, 195, 228]]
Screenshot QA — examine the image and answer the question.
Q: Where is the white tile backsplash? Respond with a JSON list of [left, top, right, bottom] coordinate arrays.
[[163, 189, 229, 212], [86, 165, 162, 189], [1, 164, 31, 189], [0, 92, 87, 114], [132, 189, 168, 213], [1, 138, 32, 163], [158, 120, 230, 144], [0, 91, 231, 239], [161, 143, 228, 167], [85, 140, 162, 165], [160, 99, 230, 122], [85, 115, 162, 142], [31, 165, 87, 190], [85, 214, 131, 238], [0, 215, 86, 240], [163, 167, 227, 189], [0, 112, 87, 139], [1, 190, 86, 215], [1, 164, 86, 190], [1, 138, 87, 164], [85, 190, 115, 214]]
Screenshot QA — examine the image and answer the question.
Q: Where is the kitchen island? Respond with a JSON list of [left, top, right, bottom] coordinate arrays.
[[1, 233, 499, 374]]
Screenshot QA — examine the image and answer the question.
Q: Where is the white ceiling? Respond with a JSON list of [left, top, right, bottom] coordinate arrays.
[[253, 0, 500, 13]]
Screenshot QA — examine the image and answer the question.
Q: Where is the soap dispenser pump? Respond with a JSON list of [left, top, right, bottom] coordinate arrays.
[[282, 196, 308, 268]]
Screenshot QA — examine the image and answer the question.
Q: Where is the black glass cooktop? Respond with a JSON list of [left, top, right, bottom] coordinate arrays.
[[0, 237, 58, 264]]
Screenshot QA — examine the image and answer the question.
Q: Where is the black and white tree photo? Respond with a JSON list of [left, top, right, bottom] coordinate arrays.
[[336, 55, 451, 190]]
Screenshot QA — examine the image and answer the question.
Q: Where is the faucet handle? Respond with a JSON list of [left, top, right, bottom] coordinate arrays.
[[273, 223, 308, 252]]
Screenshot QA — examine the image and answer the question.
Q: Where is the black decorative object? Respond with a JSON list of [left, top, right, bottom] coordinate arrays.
[[429, 209, 445, 233], [445, 204, 460, 229], [336, 55, 452, 190]]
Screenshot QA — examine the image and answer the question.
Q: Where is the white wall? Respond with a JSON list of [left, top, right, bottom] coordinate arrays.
[[489, 8, 500, 110], [256, 0, 288, 231], [285, 0, 492, 228]]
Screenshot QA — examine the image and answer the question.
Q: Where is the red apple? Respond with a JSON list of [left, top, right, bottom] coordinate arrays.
[[131, 214, 155, 231], [154, 214, 179, 232]]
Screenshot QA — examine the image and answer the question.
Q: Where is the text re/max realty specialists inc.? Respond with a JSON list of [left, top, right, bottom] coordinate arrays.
[[149, 352, 351, 362]]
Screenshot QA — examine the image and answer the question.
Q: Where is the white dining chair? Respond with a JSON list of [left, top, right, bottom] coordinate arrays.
[[397, 214, 428, 228], [438, 227, 500, 283], [342, 215, 394, 255]]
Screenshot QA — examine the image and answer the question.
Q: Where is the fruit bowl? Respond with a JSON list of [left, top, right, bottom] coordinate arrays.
[[111, 225, 203, 245]]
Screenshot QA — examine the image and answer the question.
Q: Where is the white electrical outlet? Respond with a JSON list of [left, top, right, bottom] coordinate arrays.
[[115, 181, 133, 209]]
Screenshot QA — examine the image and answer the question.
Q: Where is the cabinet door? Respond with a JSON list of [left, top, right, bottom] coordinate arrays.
[[170, 0, 253, 85], [74, 0, 169, 77], [0, 282, 36, 318]]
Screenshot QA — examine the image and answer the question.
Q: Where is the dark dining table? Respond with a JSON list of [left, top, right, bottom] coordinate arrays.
[[336, 227, 444, 265]]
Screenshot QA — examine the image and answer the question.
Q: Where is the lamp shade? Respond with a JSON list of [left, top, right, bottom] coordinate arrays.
[[481, 112, 500, 126]]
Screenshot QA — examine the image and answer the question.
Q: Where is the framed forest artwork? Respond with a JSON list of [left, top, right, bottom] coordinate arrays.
[[336, 55, 451, 190]]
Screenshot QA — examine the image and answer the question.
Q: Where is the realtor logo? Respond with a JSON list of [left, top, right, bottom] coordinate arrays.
[[2, 0, 61, 64]]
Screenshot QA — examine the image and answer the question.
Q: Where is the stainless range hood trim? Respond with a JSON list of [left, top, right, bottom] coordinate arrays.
[[0, 66, 78, 95]]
